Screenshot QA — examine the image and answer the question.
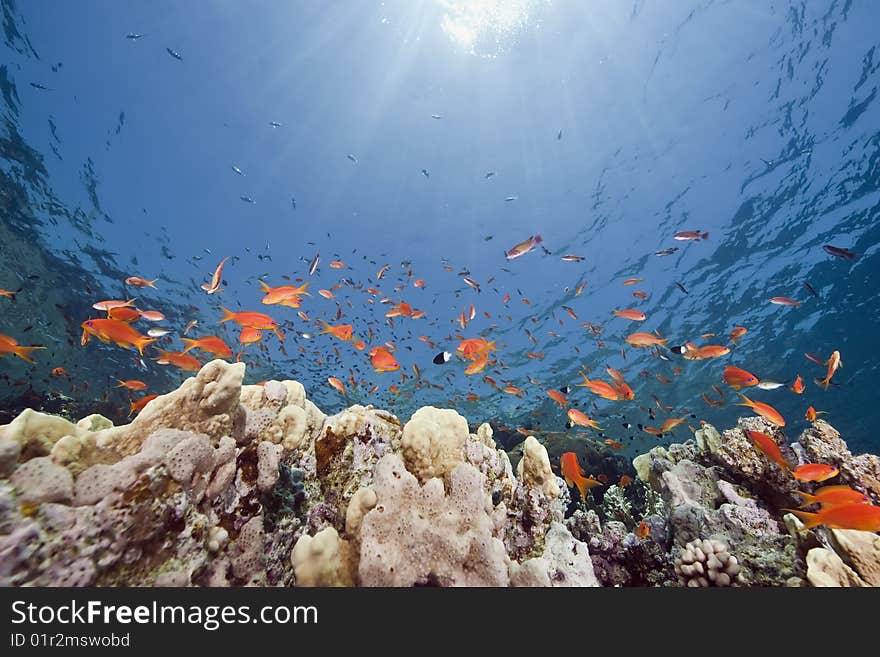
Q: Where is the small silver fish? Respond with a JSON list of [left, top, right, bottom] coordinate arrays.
[[347, 154, 358, 163], [166, 47, 183, 61], [309, 253, 320, 275], [504, 196, 518, 202], [756, 380, 787, 390], [240, 196, 255, 203], [485, 171, 495, 178], [147, 328, 171, 337], [232, 165, 244, 176], [270, 121, 282, 128], [431, 114, 443, 119]]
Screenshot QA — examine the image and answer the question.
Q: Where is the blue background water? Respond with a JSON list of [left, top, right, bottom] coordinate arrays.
[[1, 0, 878, 455]]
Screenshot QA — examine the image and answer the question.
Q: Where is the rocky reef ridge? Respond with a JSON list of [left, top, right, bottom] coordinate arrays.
[[0, 360, 877, 587]]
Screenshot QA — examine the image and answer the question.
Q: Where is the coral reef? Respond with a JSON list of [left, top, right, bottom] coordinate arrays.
[[1, 359, 878, 587]]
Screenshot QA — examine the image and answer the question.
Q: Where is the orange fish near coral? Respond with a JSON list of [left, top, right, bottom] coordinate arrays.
[[239, 327, 263, 345], [793, 485, 869, 509], [738, 394, 785, 426], [220, 308, 284, 340], [805, 406, 827, 422], [369, 346, 400, 373], [129, 393, 159, 417], [181, 336, 233, 359], [154, 350, 202, 372], [80, 319, 156, 355], [636, 522, 651, 539], [745, 430, 792, 472], [116, 379, 147, 391], [722, 365, 759, 390], [821, 350, 841, 390], [328, 377, 346, 394], [567, 408, 602, 430], [783, 503, 880, 532], [792, 463, 839, 483], [660, 417, 686, 434], [559, 452, 604, 501], [791, 375, 805, 394], [576, 375, 619, 400]]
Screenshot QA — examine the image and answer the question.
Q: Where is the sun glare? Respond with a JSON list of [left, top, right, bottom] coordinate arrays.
[[435, 0, 548, 57]]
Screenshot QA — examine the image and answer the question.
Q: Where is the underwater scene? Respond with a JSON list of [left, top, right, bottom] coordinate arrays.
[[1, 0, 879, 587]]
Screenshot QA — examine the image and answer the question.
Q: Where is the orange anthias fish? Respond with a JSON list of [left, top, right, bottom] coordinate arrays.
[[722, 365, 759, 390], [613, 309, 647, 321], [464, 351, 489, 375], [604, 439, 624, 450], [181, 336, 233, 359], [625, 332, 667, 348], [619, 475, 633, 487], [201, 257, 228, 294], [220, 308, 284, 340], [138, 310, 165, 322], [805, 406, 827, 422], [369, 346, 400, 373], [328, 377, 346, 394], [623, 277, 644, 285], [154, 350, 202, 372], [615, 382, 635, 400], [239, 327, 263, 345], [0, 288, 18, 301], [783, 503, 880, 532], [567, 408, 602, 430], [125, 276, 157, 288], [576, 375, 619, 400], [793, 485, 870, 508], [729, 326, 748, 345], [92, 298, 138, 312], [80, 319, 156, 355], [457, 338, 496, 360], [547, 389, 568, 408], [505, 234, 543, 260], [560, 452, 604, 501], [660, 417, 686, 433], [738, 394, 785, 426], [635, 522, 650, 539], [791, 375, 805, 394], [385, 301, 413, 318], [329, 261, 345, 269], [129, 393, 159, 417], [821, 350, 841, 390], [792, 463, 839, 483], [116, 379, 147, 391], [317, 320, 353, 341], [51, 366, 67, 377], [769, 296, 800, 307], [107, 306, 142, 322], [259, 281, 311, 305], [745, 430, 793, 471], [690, 345, 731, 359]]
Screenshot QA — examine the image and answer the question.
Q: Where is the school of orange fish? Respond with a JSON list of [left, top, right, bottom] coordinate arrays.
[[1, 235, 877, 533]]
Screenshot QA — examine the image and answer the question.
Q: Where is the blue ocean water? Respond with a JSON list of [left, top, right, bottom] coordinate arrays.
[[0, 0, 878, 456]]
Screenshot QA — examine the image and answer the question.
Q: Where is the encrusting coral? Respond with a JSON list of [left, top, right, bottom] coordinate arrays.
[[1, 359, 878, 587]]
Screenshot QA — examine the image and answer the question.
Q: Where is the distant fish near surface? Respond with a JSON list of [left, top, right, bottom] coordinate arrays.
[[270, 121, 283, 128], [308, 253, 320, 275], [822, 245, 858, 261], [673, 231, 709, 241], [655, 248, 678, 256], [421, 168, 429, 178], [769, 296, 800, 306], [240, 196, 255, 204], [505, 234, 542, 260], [802, 282, 819, 297], [485, 171, 495, 178], [504, 196, 518, 202], [431, 114, 443, 119], [347, 154, 358, 163], [675, 281, 689, 295], [231, 166, 244, 176], [166, 47, 182, 60], [126, 33, 145, 39]]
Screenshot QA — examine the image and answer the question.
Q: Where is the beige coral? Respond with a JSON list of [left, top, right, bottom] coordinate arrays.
[[291, 527, 356, 587], [516, 436, 560, 499], [400, 406, 468, 483]]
